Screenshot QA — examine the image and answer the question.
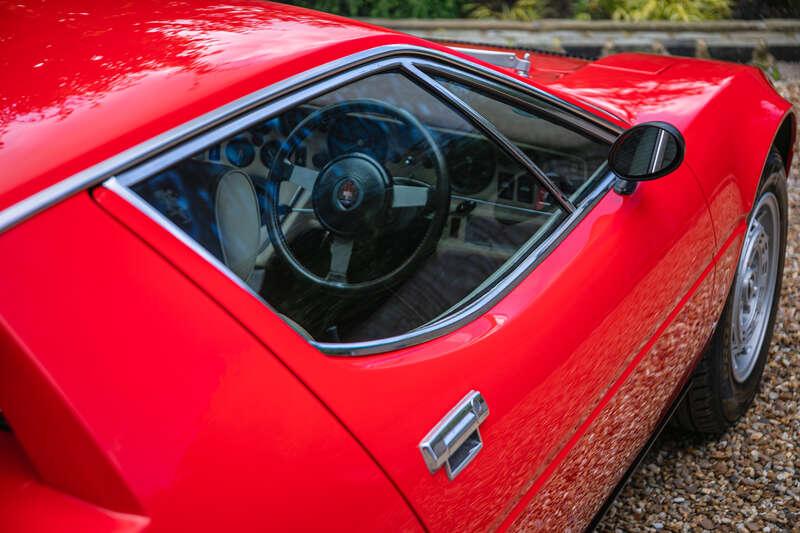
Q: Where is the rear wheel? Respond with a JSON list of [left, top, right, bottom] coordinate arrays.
[[673, 150, 788, 433]]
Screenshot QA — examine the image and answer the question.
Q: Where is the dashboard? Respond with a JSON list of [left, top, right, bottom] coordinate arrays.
[[198, 106, 601, 202], [193, 105, 607, 259]]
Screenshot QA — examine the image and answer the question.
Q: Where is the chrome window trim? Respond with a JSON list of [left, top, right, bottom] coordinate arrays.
[[107, 168, 612, 357], [1, 42, 622, 356], [106, 48, 619, 356]]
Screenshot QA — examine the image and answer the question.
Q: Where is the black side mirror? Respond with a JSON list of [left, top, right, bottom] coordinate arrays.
[[608, 122, 685, 195]]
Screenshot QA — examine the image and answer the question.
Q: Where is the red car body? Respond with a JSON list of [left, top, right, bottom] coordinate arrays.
[[0, 1, 794, 531]]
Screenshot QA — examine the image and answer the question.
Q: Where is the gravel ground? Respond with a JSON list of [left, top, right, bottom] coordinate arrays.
[[597, 81, 800, 532]]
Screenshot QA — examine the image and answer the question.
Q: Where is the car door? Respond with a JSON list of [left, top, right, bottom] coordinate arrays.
[[99, 53, 717, 530]]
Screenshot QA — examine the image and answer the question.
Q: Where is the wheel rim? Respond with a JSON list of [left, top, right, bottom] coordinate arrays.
[[730, 192, 780, 383]]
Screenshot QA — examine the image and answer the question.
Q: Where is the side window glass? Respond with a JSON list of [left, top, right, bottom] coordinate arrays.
[[433, 76, 610, 204], [130, 70, 570, 345]]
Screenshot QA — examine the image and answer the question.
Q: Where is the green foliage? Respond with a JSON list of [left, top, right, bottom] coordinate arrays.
[[575, 0, 732, 21], [283, 0, 462, 18], [464, 0, 545, 21], [283, 0, 734, 20], [465, 0, 576, 19]]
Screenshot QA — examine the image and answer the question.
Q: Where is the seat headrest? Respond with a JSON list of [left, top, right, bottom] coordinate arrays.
[[214, 170, 261, 282]]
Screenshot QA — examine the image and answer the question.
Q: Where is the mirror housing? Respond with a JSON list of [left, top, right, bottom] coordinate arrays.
[[608, 122, 685, 195]]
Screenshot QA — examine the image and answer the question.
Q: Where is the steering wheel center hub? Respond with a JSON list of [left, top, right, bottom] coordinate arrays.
[[313, 153, 391, 236], [334, 177, 362, 211]]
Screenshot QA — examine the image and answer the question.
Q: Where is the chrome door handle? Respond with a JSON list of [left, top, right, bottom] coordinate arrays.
[[419, 390, 489, 480]]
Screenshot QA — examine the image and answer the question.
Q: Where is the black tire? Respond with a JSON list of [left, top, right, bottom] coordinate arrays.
[[672, 149, 789, 434]]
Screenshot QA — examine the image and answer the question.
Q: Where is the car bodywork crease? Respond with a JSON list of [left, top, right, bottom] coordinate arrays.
[[90, 187, 429, 531]]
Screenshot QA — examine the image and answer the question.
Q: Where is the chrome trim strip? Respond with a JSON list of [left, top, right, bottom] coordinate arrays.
[[0, 43, 621, 234], [650, 129, 667, 173], [451, 47, 530, 76]]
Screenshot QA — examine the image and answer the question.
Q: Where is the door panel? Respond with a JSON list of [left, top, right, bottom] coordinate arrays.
[[102, 158, 716, 529], [288, 168, 715, 531], [507, 250, 718, 530]]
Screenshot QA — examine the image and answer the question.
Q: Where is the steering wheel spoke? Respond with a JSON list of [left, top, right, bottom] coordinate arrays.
[[266, 99, 449, 293], [392, 183, 429, 208], [326, 235, 354, 282], [287, 163, 319, 190]]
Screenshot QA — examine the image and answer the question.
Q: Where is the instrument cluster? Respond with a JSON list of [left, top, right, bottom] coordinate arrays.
[[197, 107, 313, 177], [196, 107, 592, 217]]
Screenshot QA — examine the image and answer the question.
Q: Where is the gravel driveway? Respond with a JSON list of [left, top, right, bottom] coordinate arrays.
[[598, 81, 800, 532]]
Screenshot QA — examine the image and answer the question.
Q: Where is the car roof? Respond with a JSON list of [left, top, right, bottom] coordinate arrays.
[[0, 1, 420, 214]]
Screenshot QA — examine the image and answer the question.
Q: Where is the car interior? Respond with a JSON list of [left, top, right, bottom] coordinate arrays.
[[133, 71, 609, 344]]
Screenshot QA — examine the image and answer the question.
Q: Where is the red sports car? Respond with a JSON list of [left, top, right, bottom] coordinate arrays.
[[0, 2, 793, 531]]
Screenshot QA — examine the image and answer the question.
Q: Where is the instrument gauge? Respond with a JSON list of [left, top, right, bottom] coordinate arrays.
[[225, 138, 255, 168], [260, 140, 282, 167], [279, 108, 311, 136], [449, 137, 496, 195]]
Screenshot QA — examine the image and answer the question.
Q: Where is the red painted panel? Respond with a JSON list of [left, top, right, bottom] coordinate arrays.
[[0, 433, 147, 532], [98, 157, 716, 530], [0, 316, 143, 514], [507, 244, 719, 530], [0, 193, 420, 531], [1, 4, 787, 529], [543, 53, 791, 267]]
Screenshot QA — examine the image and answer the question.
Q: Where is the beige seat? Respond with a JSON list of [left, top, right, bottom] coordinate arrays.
[[214, 169, 263, 290], [214, 169, 313, 339]]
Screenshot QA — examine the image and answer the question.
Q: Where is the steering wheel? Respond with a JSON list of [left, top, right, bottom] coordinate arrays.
[[265, 99, 450, 293]]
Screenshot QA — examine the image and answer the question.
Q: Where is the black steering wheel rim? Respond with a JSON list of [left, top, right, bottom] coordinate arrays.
[[265, 98, 450, 294]]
